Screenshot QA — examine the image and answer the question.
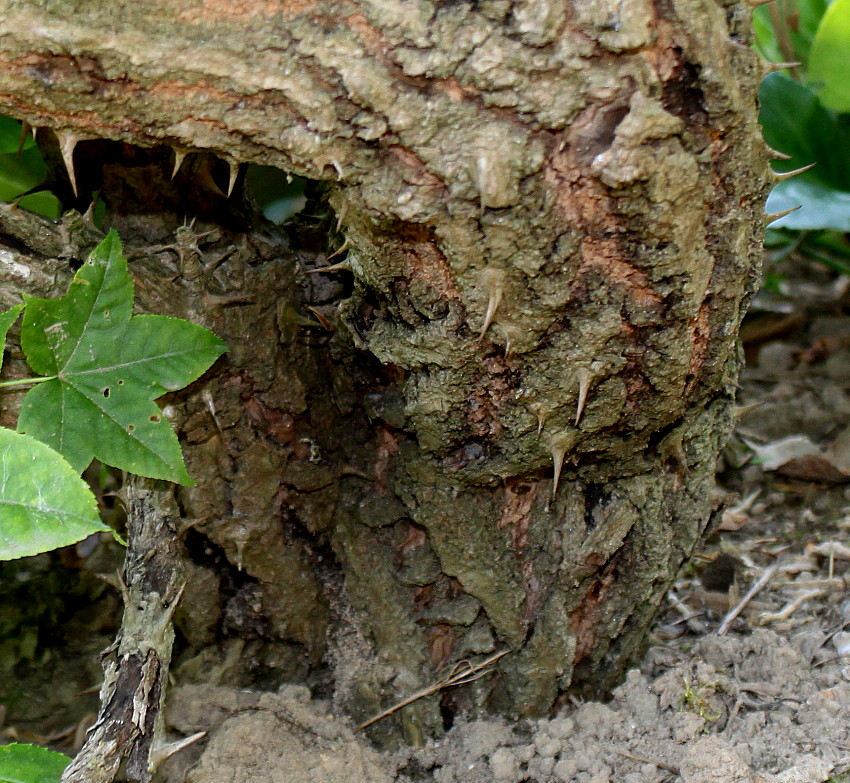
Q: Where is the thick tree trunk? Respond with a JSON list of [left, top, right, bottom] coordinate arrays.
[[0, 0, 771, 744]]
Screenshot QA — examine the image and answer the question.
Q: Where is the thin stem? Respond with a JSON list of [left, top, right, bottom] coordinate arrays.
[[0, 375, 56, 389]]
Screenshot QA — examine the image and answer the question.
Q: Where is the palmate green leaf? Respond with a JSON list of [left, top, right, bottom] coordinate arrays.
[[0, 304, 24, 373], [0, 428, 109, 561], [0, 744, 70, 783], [16, 230, 227, 485]]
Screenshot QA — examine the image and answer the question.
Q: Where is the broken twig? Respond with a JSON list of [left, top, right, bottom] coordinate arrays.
[[355, 649, 509, 732]]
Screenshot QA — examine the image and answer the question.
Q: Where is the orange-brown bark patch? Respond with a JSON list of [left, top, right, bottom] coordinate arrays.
[[428, 624, 456, 670], [686, 302, 711, 394], [570, 567, 618, 664], [467, 353, 513, 439], [579, 238, 664, 311]]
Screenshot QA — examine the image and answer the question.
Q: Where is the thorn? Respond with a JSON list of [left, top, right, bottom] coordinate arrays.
[[326, 237, 350, 261], [305, 260, 352, 274], [765, 146, 792, 161], [331, 160, 344, 180], [734, 401, 764, 420], [764, 205, 801, 224], [763, 60, 801, 75], [479, 270, 505, 339], [748, 0, 777, 6], [575, 368, 592, 426], [336, 201, 349, 232], [202, 292, 254, 309], [171, 149, 188, 179], [17, 120, 31, 155], [773, 162, 815, 182], [306, 305, 334, 331], [550, 441, 567, 499], [56, 131, 81, 197], [196, 159, 227, 198], [81, 194, 105, 233], [149, 732, 207, 773], [227, 160, 240, 197], [530, 403, 546, 435]]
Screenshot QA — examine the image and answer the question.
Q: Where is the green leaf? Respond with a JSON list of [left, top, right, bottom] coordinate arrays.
[[759, 73, 850, 190], [809, 0, 850, 112], [0, 427, 109, 561], [0, 116, 36, 155], [0, 147, 46, 202], [16, 230, 227, 484], [0, 304, 24, 374], [17, 190, 61, 219], [0, 744, 70, 783]]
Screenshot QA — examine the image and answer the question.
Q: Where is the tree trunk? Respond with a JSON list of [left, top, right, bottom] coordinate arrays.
[[0, 0, 771, 744]]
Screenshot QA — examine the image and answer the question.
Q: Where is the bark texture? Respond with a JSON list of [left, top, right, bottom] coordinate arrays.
[[0, 0, 772, 742]]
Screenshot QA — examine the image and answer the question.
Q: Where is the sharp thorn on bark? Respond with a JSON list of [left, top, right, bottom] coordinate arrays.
[[306, 260, 352, 274], [764, 205, 802, 224], [479, 276, 504, 340], [306, 305, 334, 331], [171, 149, 188, 179], [326, 237, 350, 261], [530, 403, 547, 436], [202, 293, 254, 310], [734, 401, 765, 420], [336, 201, 349, 232], [763, 60, 802, 75], [331, 159, 344, 181], [227, 161, 240, 197], [17, 120, 31, 155], [81, 195, 104, 233], [197, 160, 227, 198], [765, 145, 792, 161], [56, 131, 81, 197], [550, 441, 567, 500], [575, 368, 592, 426], [149, 732, 207, 773], [773, 162, 816, 182]]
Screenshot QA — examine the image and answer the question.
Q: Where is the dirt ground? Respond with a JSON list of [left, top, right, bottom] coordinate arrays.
[[3, 256, 850, 782]]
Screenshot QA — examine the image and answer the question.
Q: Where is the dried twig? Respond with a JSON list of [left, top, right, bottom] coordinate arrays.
[[617, 750, 680, 774], [355, 649, 509, 732], [717, 564, 779, 635], [759, 589, 826, 625]]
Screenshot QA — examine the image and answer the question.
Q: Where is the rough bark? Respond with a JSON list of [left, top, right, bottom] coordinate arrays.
[[0, 0, 772, 743]]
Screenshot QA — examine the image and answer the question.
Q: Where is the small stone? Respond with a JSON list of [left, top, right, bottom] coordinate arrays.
[[490, 748, 519, 781], [679, 736, 753, 783], [554, 758, 579, 782], [774, 755, 832, 783], [535, 736, 562, 758]]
